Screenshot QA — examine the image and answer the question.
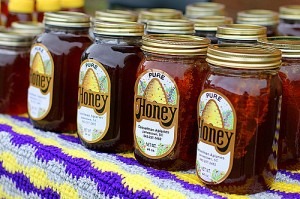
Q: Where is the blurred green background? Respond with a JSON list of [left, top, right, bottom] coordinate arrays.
[[85, 0, 108, 15]]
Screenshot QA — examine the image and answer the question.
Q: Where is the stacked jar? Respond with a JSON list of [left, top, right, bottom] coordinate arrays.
[[185, 2, 225, 19], [146, 19, 194, 35], [133, 34, 210, 170], [28, 11, 92, 132]]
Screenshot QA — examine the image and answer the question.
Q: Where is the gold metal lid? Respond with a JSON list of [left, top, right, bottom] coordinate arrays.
[[138, 8, 183, 23], [44, 11, 90, 28], [95, 10, 138, 22], [237, 9, 279, 26], [216, 24, 267, 41], [0, 30, 33, 47], [142, 34, 210, 55], [186, 2, 225, 19], [94, 21, 144, 36], [146, 19, 195, 35], [206, 44, 282, 70], [11, 21, 44, 36], [280, 5, 300, 20], [258, 36, 300, 58], [191, 16, 233, 31]]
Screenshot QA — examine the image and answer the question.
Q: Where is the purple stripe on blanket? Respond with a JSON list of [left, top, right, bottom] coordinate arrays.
[[267, 190, 300, 199], [0, 124, 155, 199], [0, 162, 60, 199], [113, 154, 225, 199], [11, 116, 31, 124], [278, 170, 300, 182]]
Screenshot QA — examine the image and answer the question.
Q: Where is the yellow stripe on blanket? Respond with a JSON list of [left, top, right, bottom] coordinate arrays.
[[0, 152, 79, 199]]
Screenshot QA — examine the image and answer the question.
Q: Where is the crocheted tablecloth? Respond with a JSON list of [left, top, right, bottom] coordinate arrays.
[[0, 115, 299, 199]]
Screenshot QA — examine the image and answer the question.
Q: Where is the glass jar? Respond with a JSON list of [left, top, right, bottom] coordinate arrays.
[[11, 21, 44, 37], [36, 0, 61, 22], [196, 44, 282, 194], [146, 19, 194, 35], [185, 2, 225, 19], [28, 11, 92, 133], [95, 10, 138, 22], [60, 0, 85, 13], [138, 8, 182, 24], [192, 16, 233, 44], [216, 24, 267, 44], [277, 5, 300, 36], [134, 34, 210, 171], [78, 21, 144, 152], [259, 37, 300, 167], [237, 9, 279, 37], [0, 31, 32, 115], [6, 0, 34, 27]]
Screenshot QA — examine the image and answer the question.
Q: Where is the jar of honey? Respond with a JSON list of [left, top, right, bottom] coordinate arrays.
[[138, 8, 182, 24], [78, 21, 144, 152], [28, 11, 92, 132], [95, 10, 138, 22], [60, 0, 85, 13], [237, 9, 279, 37], [277, 5, 300, 36], [258, 37, 300, 167], [216, 24, 267, 44], [11, 21, 44, 37], [197, 44, 282, 194], [191, 16, 233, 44], [6, 0, 34, 27], [0, 31, 32, 115], [134, 34, 210, 171], [185, 2, 225, 19], [36, 0, 61, 22], [146, 19, 194, 35]]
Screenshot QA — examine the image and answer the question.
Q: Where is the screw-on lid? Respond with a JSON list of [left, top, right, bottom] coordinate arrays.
[[191, 16, 233, 31], [258, 36, 300, 58], [146, 19, 195, 35], [186, 2, 225, 19], [237, 9, 279, 26], [36, 0, 61, 12], [95, 10, 138, 22], [142, 34, 210, 56], [11, 21, 44, 36], [216, 24, 267, 41], [138, 8, 183, 23], [44, 11, 91, 28], [279, 5, 300, 20], [94, 21, 144, 36], [0, 30, 33, 47], [206, 44, 282, 70], [8, 0, 34, 13]]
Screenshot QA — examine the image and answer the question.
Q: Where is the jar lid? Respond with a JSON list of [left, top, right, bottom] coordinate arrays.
[[8, 0, 34, 13], [11, 21, 44, 36], [237, 9, 279, 25], [36, 0, 61, 12], [146, 19, 195, 35], [94, 21, 144, 36], [186, 2, 225, 19], [0, 30, 33, 47], [138, 8, 183, 23], [95, 10, 138, 22], [207, 44, 282, 70], [258, 36, 300, 58], [44, 11, 91, 28], [191, 16, 233, 31], [279, 5, 300, 20], [61, 0, 84, 9], [216, 24, 267, 41], [142, 34, 210, 56]]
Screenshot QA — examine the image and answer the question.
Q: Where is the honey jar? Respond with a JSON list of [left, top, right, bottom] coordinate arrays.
[[197, 44, 282, 194], [78, 21, 144, 152], [138, 8, 182, 24], [277, 5, 300, 36], [146, 19, 194, 35], [134, 34, 210, 170], [28, 11, 92, 132], [11, 21, 44, 37], [185, 2, 225, 19]]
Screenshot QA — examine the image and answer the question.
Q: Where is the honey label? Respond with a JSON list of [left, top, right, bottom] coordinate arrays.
[[28, 44, 54, 120], [77, 59, 111, 143], [196, 89, 236, 184], [134, 69, 179, 159]]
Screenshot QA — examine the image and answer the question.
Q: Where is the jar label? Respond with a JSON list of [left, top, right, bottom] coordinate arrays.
[[134, 69, 179, 159], [77, 59, 111, 143], [196, 89, 236, 184], [28, 44, 54, 120]]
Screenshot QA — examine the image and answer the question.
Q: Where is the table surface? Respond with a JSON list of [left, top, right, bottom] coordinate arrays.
[[0, 114, 299, 199]]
